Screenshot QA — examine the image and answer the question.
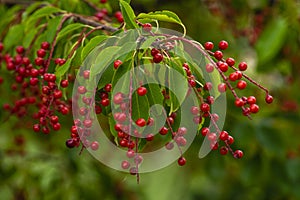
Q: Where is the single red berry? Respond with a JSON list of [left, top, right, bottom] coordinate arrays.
[[16, 46, 25, 54], [250, 104, 259, 113], [35, 57, 44, 66], [52, 123, 61, 131], [33, 124, 40, 132], [238, 62, 248, 71], [126, 149, 135, 158], [37, 49, 46, 58], [235, 71, 243, 79], [42, 126, 50, 134], [235, 98, 245, 107], [104, 83, 112, 92], [265, 94, 273, 104], [227, 135, 234, 145], [178, 156, 186, 166], [218, 83, 227, 93], [165, 142, 174, 150], [50, 115, 59, 124], [205, 63, 214, 73], [91, 141, 99, 150], [200, 103, 210, 112], [83, 119, 93, 128], [114, 60, 122, 69], [153, 53, 163, 63], [201, 127, 210, 136], [53, 90, 63, 99], [204, 42, 214, 50], [190, 106, 199, 115], [218, 40, 228, 50], [121, 160, 130, 169], [41, 41, 50, 50], [29, 77, 39, 86], [101, 98, 110, 107], [178, 127, 187, 135], [204, 82, 213, 91], [66, 139, 76, 148], [247, 96, 256, 104], [146, 134, 154, 141], [136, 118, 146, 127], [95, 12, 104, 20], [220, 146, 228, 155], [143, 23, 152, 32], [188, 79, 196, 87], [218, 62, 229, 72], [60, 79, 69, 88], [237, 80, 247, 90], [151, 48, 160, 56], [159, 127, 169, 135], [61, 106, 69, 115], [137, 86, 147, 96], [77, 86, 87, 94], [229, 72, 238, 82], [233, 150, 244, 159], [214, 50, 223, 60], [219, 131, 229, 141], [83, 70, 90, 79], [226, 57, 235, 66]]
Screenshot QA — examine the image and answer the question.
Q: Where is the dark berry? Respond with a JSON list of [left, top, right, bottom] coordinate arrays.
[[41, 41, 50, 50], [178, 156, 186, 166], [153, 53, 163, 63]]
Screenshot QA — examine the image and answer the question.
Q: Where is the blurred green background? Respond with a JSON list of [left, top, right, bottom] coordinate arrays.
[[1, 0, 300, 199]]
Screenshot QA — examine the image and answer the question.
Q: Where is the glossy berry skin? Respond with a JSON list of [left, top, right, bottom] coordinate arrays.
[[153, 53, 163, 63], [178, 156, 186, 166], [91, 141, 99, 150], [219, 131, 229, 141], [233, 150, 244, 159], [101, 98, 110, 107], [136, 118, 146, 127], [41, 41, 50, 50], [214, 50, 223, 60], [235, 98, 244, 107], [201, 127, 210, 136], [16, 46, 25, 54], [146, 134, 154, 141], [104, 83, 112, 92], [205, 63, 214, 73], [121, 160, 130, 169], [151, 48, 160, 56], [66, 139, 76, 148], [159, 127, 169, 135], [226, 57, 235, 66], [237, 80, 247, 90], [218, 83, 227, 93], [250, 104, 259, 113], [137, 86, 147, 96], [218, 40, 228, 50], [238, 62, 248, 71], [220, 146, 228, 155], [143, 23, 152, 32], [37, 49, 46, 58], [200, 103, 210, 112], [247, 96, 256, 104], [265, 94, 273, 104], [114, 60, 122, 69], [60, 79, 69, 88], [229, 72, 238, 82], [218, 62, 228, 72], [204, 42, 214, 50]]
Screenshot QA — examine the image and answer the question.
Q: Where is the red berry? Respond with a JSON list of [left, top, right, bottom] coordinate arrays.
[[52, 123, 61, 131], [100, 0, 107, 3], [101, 98, 110, 107], [188, 79, 196, 87], [218, 62, 228, 72], [77, 86, 87, 94], [91, 141, 99, 150], [219, 131, 229, 141], [60, 79, 69, 88], [238, 62, 247, 71], [83, 70, 90, 79], [218, 83, 227, 93], [178, 127, 187, 135], [250, 104, 259, 113], [41, 41, 50, 50], [37, 49, 46, 58], [226, 57, 235, 66], [247, 96, 256, 104], [0, 42, 4, 51], [227, 135, 234, 145], [29, 77, 39, 86], [200, 103, 210, 112], [178, 156, 186, 166], [151, 48, 160, 56], [114, 60, 122, 69], [113, 92, 123, 104], [233, 150, 244, 159], [165, 142, 174, 150], [218, 40, 228, 50], [159, 127, 169, 135], [33, 124, 40, 132], [153, 53, 163, 63], [61, 106, 69, 115], [104, 83, 112, 92], [95, 12, 104, 20], [190, 106, 200, 115], [146, 134, 154, 141], [237, 80, 247, 90], [201, 127, 210, 136], [220, 146, 228, 155], [53, 90, 62, 99], [229, 72, 238, 82], [204, 42, 214, 50], [121, 160, 130, 169], [265, 94, 273, 104], [143, 23, 152, 32], [205, 63, 214, 73], [204, 82, 212, 91], [35, 57, 44, 66], [136, 118, 146, 127], [66, 139, 76, 148], [235, 98, 245, 107], [137, 86, 147, 96], [16, 46, 25, 54], [214, 50, 223, 60]]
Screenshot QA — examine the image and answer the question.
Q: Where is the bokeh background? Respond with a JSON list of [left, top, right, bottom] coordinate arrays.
[[0, 0, 300, 199]]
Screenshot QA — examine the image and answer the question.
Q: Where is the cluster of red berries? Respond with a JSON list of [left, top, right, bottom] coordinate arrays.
[[0, 41, 71, 134]]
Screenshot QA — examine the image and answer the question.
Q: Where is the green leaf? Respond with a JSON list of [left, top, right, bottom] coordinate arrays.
[[108, 115, 118, 139], [119, 0, 139, 29], [81, 35, 108, 61], [255, 17, 288, 65], [137, 10, 186, 34], [131, 89, 150, 121], [55, 52, 76, 78], [25, 6, 64, 31], [3, 24, 24, 50], [23, 28, 38, 48], [46, 16, 63, 42], [57, 23, 88, 42], [90, 46, 121, 76]]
